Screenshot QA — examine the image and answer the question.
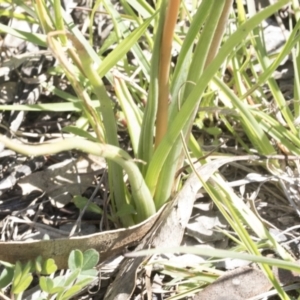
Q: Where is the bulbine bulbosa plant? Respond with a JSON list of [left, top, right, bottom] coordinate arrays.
[[0, 0, 290, 227]]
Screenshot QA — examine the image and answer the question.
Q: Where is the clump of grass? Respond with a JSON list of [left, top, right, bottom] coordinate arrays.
[[1, 0, 299, 298]]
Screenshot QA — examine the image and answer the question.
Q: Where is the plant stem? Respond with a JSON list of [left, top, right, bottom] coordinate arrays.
[[204, 0, 233, 68], [155, 0, 181, 148], [138, 1, 167, 175], [0, 135, 156, 222]]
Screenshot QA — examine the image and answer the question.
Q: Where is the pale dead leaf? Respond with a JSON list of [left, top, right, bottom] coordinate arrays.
[[195, 266, 271, 300], [186, 211, 227, 243], [195, 265, 300, 300], [18, 156, 105, 207], [217, 258, 250, 270]]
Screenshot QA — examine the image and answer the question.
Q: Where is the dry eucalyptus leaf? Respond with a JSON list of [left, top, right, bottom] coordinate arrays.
[[18, 156, 105, 207], [0, 206, 161, 269], [195, 264, 300, 300], [186, 211, 227, 243], [194, 266, 272, 300]]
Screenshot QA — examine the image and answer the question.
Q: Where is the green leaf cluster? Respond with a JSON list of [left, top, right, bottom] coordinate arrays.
[[0, 249, 99, 300]]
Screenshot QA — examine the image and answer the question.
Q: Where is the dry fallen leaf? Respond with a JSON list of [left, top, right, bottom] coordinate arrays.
[[195, 264, 300, 300], [186, 211, 227, 243], [0, 205, 162, 269], [194, 266, 272, 300]]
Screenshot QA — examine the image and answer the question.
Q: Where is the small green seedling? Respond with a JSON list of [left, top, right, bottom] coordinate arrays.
[[39, 249, 99, 300], [0, 249, 99, 300]]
